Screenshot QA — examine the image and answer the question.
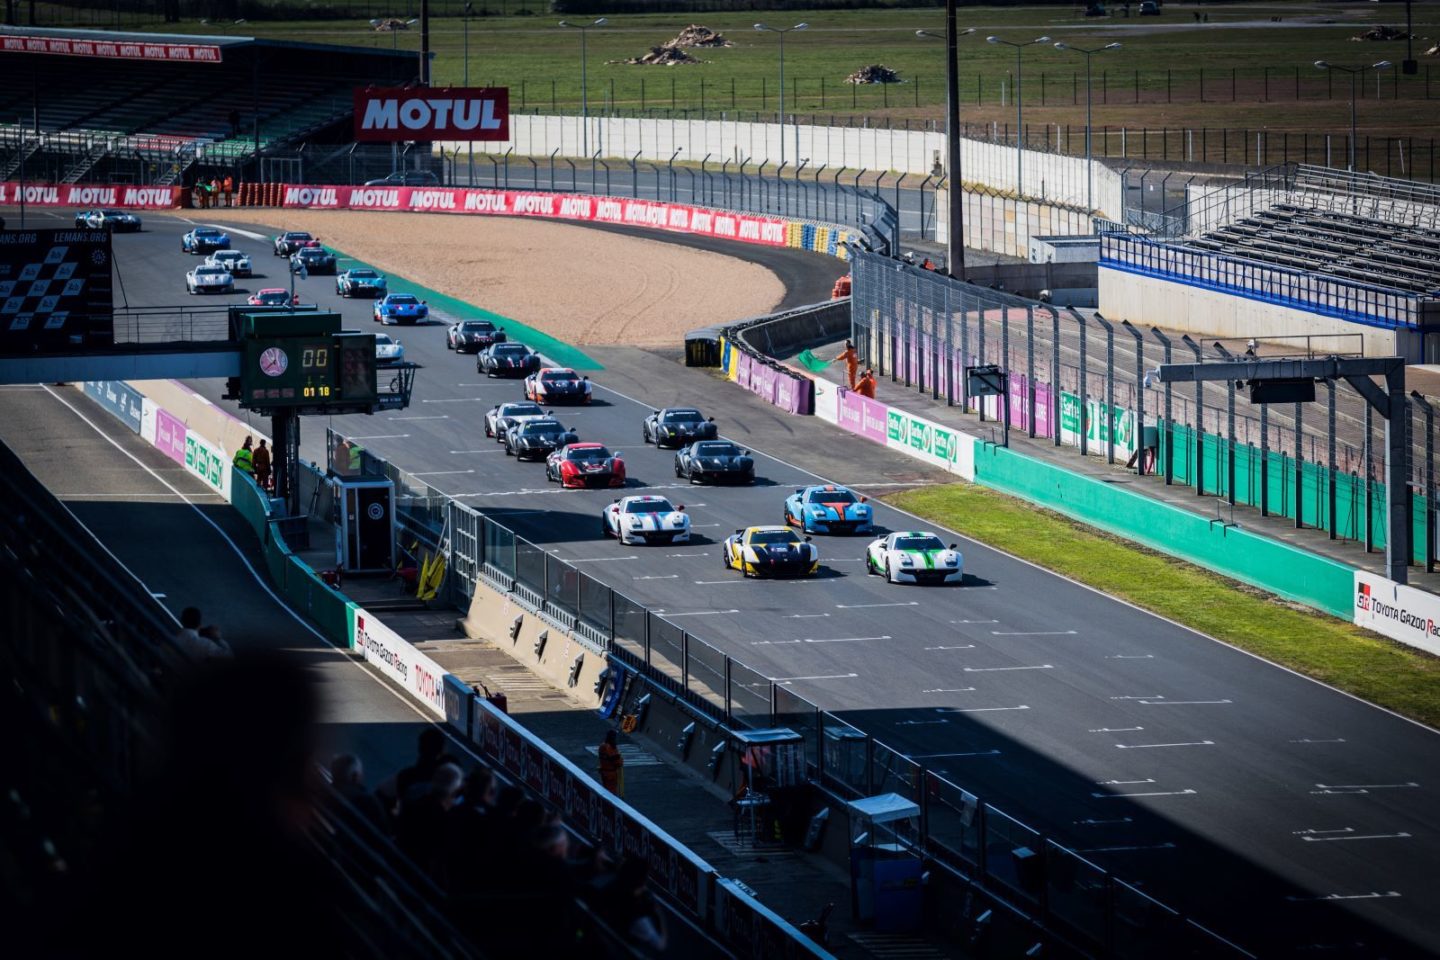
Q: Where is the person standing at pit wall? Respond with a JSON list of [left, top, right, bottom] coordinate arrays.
[[855, 368, 877, 399], [233, 436, 255, 478], [598, 729, 625, 797], [833, 340, 860, 390]]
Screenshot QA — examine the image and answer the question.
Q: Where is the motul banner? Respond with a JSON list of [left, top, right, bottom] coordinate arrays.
[[280, 184, 790, 247], [0, 182, 179, 208], [353, 87, 509, 142], [0, 35, 222, 63]]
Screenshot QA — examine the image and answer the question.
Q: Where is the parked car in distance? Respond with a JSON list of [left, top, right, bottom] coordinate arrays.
[[363, 170, 440, 187]]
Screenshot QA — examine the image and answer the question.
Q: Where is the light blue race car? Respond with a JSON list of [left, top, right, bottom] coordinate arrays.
[[372, 292, 429, 325], [782, 484, 874, 536], [181, 226, 229, 254]]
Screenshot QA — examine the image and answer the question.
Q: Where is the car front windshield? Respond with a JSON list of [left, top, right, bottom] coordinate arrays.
[[493, 344, 526, 356], [663, 410, 703, 423], [351, 270, 376, 279], [569, 446, 611, 462], [523, 422, 563, 438], [895, 535, 945, 552], [300, 249, 325, 259], [102, 209, 126, 216], [389, 296, 418, 305], [750, 530, 801, 545], [696, 442, 738, 456], [375, 336, 393, 346], [463, 322, 494, 333], [625, 498, 671, 513], [287, 233, 311, 241], [543, 371, 579, 383], [501, 404, 541, 418], [197, 267, 224, 276], [806, 489, 857, 504], [196, 229, 220, 237], [258, 292, 285, 302]]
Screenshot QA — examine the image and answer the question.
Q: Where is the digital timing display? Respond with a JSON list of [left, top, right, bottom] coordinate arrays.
[[241, 333, 377, 410]]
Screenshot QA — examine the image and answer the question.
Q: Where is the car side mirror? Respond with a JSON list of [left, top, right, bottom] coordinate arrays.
[[734, 529, 743, 536], [677, 505, 685, 511], [795, 488, 803, 494], [949, 543, 959, 550], [708, 417, 715, 422], [860, 496, 869, 503], [804, 536, 813, 542], [612, 498, 620, 503]]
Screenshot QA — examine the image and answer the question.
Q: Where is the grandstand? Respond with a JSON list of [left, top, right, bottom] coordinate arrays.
[[1101, 164, 1440, 360], [0, 26, 415, 185]]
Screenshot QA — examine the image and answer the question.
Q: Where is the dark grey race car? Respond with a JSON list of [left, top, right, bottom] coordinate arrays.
[[674, 440, 755, 484], [642, 407, 718, 448]]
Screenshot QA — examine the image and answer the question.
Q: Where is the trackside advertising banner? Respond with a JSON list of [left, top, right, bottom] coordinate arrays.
[[352, 607, 446, 716], [354, 86, 509, 142], [1353, 571, 1440, 657], [279, 184, 790, 247], [1, 35, 222, 62], [0, 182, 179, 208]]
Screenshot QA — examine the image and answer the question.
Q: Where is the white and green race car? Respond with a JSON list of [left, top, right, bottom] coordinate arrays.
[[865, 531, 964, 585]]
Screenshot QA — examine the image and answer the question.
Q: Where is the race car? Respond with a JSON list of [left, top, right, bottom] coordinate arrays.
[[674, 440, 755, 485], [865, 531, 964, 585], [722, 526, 819, 579], [273, 231, 320, 256], [524, 367, 591, 405], [374, 333, 405, 365], [484, 400, 545, 440], [602, 495, 687, 543], [783, 484, 874, 535], [503, 417, 577, 461], [447, 319, 506, 353], [205, 249, 252, 277], [642, 407, 718, 448], [547, 443, 627, 489], [181, 226, 229, 254], [185, 263, 233, 294], [477, 342, 540, 378], [336, 268, 387, 298], [373, 293, 429, 325], [74, 208, 142, 231], [290, 246, 337, 275], [247, 288, 300, 307]]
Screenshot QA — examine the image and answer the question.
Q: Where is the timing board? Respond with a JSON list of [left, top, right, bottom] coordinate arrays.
[[0, 228, 114, 354]]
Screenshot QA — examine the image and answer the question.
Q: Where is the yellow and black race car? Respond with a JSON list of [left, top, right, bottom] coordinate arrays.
[[721, 525, 820, 578]]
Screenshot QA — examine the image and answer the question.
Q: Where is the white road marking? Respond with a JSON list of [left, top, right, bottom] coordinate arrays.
[[1293, 828, 1356, 836], [963, 665, 1053, 672], [567, 556, 638, 563], [773, 673, 860, 682], [1089, 727, 1145, 733], [1290, 738, 1346, 744], [1138, 699, 1232, 705], [922, 687, 976, 693], [1107, 654, 1155, 660], [411, 469, 475, 477], [827, 558, 864, 563], [149, 592, 167, 599], [924, 644, 976, 651], [1314, 782, 1419, 790], [633, 574, 679, 581], [665, 552, 708, 557], [207, 223, 268, 240], [991, 630, 1077, 637], [347, 433, 411, 440], [1284, 891, 1401, 903], [653, 609, 739, 618], [896, 718, 950, 726], [1116, 741, 1215, 750], [1093, 788, 1198, 799], [450, 448, 504, 454], [750, 639, 802, 645], [910, 749, 1001, 759], [389, 414, 450, 421], [1096, 778, 1156, 786], [952, 619, 998, 624], [943, 705, 1030, 713], [693, 579, 741, 585], [803, 635, 890, 643], [1310, 788, 1370, 795], [1110, 695, 1161, 700], [1077, 842, 1178, 854], [836, 601, 919, 609], [788, 613, 830, 618], [1076, 817, 1134, 826], [423, 397, 486, 403]]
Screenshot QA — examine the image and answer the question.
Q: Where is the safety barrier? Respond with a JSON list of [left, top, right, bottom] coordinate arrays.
[[0, 180, 180, 208]]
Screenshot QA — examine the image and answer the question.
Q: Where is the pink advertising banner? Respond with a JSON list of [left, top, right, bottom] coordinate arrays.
[[837, 388, 889, 443], [154, 408, 187, 464]]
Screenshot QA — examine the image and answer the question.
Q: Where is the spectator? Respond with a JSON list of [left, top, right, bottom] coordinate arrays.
[[198, 624, 233, 658], [384, 727, 459, 810], [173, 606, 230, 660], [599, 856, 669, 955], [330, 754, 390, 833], [252, 439, 272, 492], [598, 729, 624, 797], [445, 766, 497, 893], [832, 340, 860, 390], [395, 762, 464, 882], [233, 436, 254, 478], [855, 368, 878, 400], [222, 175, 234, 207]]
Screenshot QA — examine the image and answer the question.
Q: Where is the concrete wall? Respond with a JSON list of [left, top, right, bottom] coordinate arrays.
[[937, 187, 1095, 259], [446, 114, 1123, 217], [1097, 265, 1411, 358]]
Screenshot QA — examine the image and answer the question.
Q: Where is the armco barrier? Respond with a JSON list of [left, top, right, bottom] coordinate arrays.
[[0, 181, 180, 208], [972, 443, 1356, 618]]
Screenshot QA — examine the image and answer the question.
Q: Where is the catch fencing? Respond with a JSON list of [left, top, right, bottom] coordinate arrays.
[[848, 250, 1438, 567]]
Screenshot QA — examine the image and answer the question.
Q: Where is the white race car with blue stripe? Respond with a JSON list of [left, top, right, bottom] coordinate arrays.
[[865, 531, 964, 585], [602, 495, 690, 545]]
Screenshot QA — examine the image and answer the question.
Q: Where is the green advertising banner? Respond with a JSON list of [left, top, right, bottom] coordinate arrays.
[[184, 431, 230, 498], [1059, 391, 1136, 455], [887, 409, 963, 468]]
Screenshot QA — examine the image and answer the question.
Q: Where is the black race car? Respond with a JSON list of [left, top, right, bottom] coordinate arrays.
[[290, 246, 337, 275], [674, 440, 755, 485], [478, 342, 541, 378], [643, 407, 718, 448], [448, 319, 506, 353], [503, 417, 577, 461], [75, 208, 142, 231]]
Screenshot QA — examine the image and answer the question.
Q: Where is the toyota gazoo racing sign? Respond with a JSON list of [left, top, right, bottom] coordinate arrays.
[[354, 86, 509, 142]]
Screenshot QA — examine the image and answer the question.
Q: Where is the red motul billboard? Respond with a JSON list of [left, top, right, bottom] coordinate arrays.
[[0, 35, 222, 62], [353, 87, 509, 142]]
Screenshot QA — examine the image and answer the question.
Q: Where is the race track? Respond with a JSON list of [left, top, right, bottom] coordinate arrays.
[[91, 208, 1440, 958]]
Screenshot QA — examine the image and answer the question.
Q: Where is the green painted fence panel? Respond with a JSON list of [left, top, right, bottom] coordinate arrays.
[[973, 445, 1355, 618]]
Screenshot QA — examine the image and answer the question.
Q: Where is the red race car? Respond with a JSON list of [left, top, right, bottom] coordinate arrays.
[[247, 288, 300, 307], [545, 443, 626, 489]]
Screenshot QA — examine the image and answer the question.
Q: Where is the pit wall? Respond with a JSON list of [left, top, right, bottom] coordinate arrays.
[[0, 181, 181, 207], [446, 114, 1123, 218], [936, 187, 1097, 262]]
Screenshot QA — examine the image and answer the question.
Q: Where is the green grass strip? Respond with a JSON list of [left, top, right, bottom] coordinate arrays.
[[324, 243, 600, 371], [887, 483, 1440, 729]]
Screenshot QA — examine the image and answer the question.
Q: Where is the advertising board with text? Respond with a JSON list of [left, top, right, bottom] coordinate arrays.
[[0, 182, 179, 209], [1353, 571, 1440, 657], [354, 87, 510, 142], [0, 227, 113, 355], [1059, 391, 1136, 458], [352, 608, 446, 716]]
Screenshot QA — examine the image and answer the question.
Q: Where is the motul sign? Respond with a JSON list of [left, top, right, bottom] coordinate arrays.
[[353, 87, 509, 142]]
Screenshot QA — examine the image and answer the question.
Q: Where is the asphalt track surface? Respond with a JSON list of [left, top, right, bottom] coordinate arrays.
[[90, 209, 1440, 959]]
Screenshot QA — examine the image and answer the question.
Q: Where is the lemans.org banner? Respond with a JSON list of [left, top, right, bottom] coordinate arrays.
[[354, 86, 509, 142], [1353, 571, 1440, 657], [0, 182, 179, 209], [279, 184, 790, 247]]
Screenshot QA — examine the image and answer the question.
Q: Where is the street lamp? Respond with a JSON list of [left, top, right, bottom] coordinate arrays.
[[916, 23, 976, 278], [1053, 41, 1121, 214], [754, 22, 808, 165], [1314, 60, 1392, 171], [464, 2, 473, 186], [986, 34, 1050, 199], [559, 18, 607, 158]]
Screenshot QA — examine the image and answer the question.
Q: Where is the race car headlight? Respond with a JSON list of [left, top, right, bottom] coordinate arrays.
[[809, 506, 826, 516], [857, 505, 871, 515], [630, 517, 643, 527], [899, 555, 915, 565]]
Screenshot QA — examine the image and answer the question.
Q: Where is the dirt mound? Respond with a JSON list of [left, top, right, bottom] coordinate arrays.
[[1426, 43, 1440, 57], [670, 24, 732, 48], [612, 46, 703, 66], [846, 64, 904, 85], [370, 17, 411, 32], [1350, 25, 1410, 41]]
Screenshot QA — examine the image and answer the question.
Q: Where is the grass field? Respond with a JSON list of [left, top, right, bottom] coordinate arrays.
[[886, 482, 1440, 729], [116, 2, 1440, 135]]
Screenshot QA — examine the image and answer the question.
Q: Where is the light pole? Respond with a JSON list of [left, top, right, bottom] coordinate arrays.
[[464, 2, 473, 186], [754, 22, 808, 165], [559, 18, 607, 158], [1053, 41, 1121, 214], [986, 34, 1050, 199], [917, 23, 975, 278], [1314, 60, 1391, 171]]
